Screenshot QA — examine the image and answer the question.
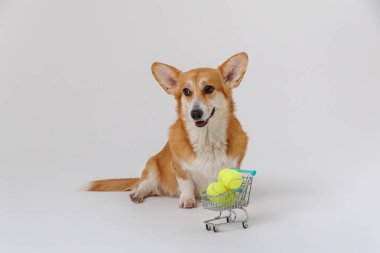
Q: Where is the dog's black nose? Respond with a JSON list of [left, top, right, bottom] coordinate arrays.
[[191, 109, 203, 120]]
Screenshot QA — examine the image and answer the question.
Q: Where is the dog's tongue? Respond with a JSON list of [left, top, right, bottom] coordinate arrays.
[[195, 120, 207, 127]]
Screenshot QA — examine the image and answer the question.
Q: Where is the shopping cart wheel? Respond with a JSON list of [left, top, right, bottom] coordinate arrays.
[[213, 226, 218, 232], [242, 221, 248, 229], [205, 224, 212, 231]]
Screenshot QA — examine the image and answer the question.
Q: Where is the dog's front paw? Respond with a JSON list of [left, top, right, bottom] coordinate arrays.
[[129, 191, 146, 203], [179, 196, 197, 209]]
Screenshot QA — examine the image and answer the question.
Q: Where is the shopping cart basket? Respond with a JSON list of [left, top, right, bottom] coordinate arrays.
[[201, 168, 256, 232]]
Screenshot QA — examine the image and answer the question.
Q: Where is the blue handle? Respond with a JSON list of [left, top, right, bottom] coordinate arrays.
[[230, 168, 256, 176]]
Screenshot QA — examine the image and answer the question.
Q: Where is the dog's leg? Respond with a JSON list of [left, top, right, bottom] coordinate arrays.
[[130, 160, 160, 203], [190, 170, 209, 199], [177, 173, 197, 208]]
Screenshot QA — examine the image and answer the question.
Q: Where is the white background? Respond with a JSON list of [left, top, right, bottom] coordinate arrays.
[[1, 0, 380, 252]]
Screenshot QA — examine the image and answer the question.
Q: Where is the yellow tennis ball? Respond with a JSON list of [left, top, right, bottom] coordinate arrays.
[[207, 182, 228, 197], [206, 182, 238, 206], [218, 169, 243, 190], [219, 192, 238, 206], [217, 168, 231, 183]]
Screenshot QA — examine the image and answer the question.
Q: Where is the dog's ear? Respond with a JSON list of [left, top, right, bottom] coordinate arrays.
[[218, 52, 248, 89], [151, 62, 182, 95]]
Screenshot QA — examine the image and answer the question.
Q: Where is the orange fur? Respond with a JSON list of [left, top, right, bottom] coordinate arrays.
[[90, 178, 139, 191], [89, 52, 249, 209]]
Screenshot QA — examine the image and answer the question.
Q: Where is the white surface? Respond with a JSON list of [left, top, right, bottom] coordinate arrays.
[[1, 0, 380, 252]]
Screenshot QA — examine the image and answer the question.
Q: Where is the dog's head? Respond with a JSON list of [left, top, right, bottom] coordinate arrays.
[[152, 52, 248, 127]]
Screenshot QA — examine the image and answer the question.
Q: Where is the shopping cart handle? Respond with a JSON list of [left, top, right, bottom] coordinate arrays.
[[230, 168, 256, 176]]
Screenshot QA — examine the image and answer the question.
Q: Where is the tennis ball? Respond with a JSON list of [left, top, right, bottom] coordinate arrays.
[[219, 192, 238, 206], [218, 168, 243, 190], [207, 182, 228, 198], [217, 168, 231, 183], [206, 182, 238, 206]]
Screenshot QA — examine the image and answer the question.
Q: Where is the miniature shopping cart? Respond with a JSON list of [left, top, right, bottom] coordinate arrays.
[[201, 168, 256, 232]]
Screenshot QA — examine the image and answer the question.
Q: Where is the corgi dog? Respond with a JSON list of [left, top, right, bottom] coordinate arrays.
[[89, 52, 249, 208]]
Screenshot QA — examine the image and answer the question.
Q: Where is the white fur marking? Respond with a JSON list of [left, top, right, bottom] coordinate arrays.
[[181, 92, 238, 194], [177, 177, 196, 207]]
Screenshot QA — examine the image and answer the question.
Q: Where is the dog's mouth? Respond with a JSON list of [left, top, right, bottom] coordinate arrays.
[[195, 107, 215, 127]]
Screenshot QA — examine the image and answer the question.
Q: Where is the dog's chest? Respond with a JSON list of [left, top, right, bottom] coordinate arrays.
[[184, 120, 237, 183], [191, 142, 233, 181]]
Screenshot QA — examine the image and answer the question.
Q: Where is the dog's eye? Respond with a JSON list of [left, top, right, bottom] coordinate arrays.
[[204, 86, 214, 94], [183, 88, 192, 96]]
